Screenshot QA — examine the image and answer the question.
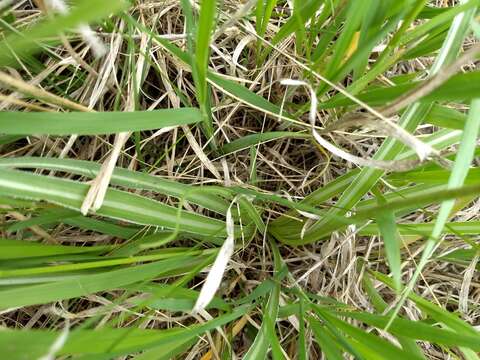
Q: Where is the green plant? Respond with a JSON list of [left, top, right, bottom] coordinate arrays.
[[0, 0, 479, 358]]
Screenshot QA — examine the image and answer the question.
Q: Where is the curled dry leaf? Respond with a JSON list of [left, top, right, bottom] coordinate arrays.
[[280, 79, 439, 171]]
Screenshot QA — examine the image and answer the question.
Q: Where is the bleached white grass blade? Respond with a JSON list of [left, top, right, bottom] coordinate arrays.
[[38, 320, 69, 360], [459, 253, 479, 315], [80, 131, 130, 215], [81, 29, 149, 214], [193, 199, 236, 313]]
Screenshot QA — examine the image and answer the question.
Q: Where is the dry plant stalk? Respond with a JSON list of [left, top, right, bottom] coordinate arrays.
[[0, 71, 89, 112], [81, 26, 148, 214]]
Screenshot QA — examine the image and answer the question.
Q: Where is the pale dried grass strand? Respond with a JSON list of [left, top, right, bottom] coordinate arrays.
[[192, 198, 237, 313]]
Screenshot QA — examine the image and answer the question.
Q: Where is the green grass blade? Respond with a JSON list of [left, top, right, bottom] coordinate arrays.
[[243, 239, 282, 359], [296, 0, 476, 244], [313, 306, 423, 360], [376, 209, 402, 290], [0, 156, 230, 214], [0, 108, 201, 135], [0, 169, 228, 237], [0, 238, 109, 259], [389, 98, 480, 327], [360, 221, 480, 237], [309, 317, 344, 360], [0, 305, 250, 359], [221, 131, 308, 154], [338, 311, 480, 352], [431, 99, 480, 242], [193, 0, 217, 142], [0, 256, 206, 310]]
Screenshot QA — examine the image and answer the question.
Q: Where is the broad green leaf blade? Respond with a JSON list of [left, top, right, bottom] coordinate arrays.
[[0, 156, 231, 214], [0, 108, 202, 135], [0, 169, 229, 237]]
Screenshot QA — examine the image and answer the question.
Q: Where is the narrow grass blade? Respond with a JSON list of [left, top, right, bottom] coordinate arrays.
[[295, 0, 476, 245], [376, 209, 402, 290], [243, 239, 282, 359], [338, 311, 480, 352], [0, 256, 206, 310], [0, 238, 109, 259], [313, 307, 424, 360], [193, 0, 217, 142], [0, 305, 250, 359], [309, 317, 344, 360], [221, 131, 308, 154]]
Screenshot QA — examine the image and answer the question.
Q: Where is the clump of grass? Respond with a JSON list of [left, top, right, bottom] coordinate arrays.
[[0, 0, 480, 359]]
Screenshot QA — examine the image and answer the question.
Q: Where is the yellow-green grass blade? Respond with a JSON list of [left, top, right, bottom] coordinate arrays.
[[376, 208, 402, 290], [0, 238, 110, 259]]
